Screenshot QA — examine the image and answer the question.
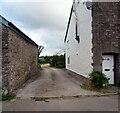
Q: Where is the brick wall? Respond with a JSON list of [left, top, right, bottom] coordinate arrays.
[[92, 2, 120, 85], [1, 23, 38, 92]]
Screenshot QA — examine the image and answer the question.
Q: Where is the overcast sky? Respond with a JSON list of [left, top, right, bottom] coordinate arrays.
[[1, 0, 73, 56]]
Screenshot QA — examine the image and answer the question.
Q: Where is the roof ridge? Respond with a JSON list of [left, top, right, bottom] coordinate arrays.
[[0, 15, 38, 47]]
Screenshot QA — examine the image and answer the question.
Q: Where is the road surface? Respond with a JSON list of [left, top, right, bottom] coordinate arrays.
[[2, 95, 119, 111], [16, 67, 98, 98], [2, 66, 119, 111]]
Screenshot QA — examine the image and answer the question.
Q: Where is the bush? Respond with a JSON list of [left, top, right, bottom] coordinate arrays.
[[38, 57, 47, 64], [89, 71, 109, 88], [50, 55, 65, 68], [56, 62, 65, 68]]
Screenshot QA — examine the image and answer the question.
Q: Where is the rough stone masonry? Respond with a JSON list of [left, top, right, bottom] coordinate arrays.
[[92, 2, 120, 86], [0, 16, 39, 93], [0, 17, 2, 91]]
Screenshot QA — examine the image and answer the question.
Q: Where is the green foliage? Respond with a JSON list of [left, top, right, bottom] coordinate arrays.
[[50, 54, 65, 68], [80, 84, 88, 90], [44, 56, 51, 63], [89, 71, 109, 88], [38, 57, 46, 64], [38, 56, 52, 65], [38, 54, 65, 68], [56, 62, 65, 68], [0, 93, 16, 101]]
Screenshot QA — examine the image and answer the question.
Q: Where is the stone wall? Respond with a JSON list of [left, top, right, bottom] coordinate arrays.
[[1, 23, 38, 92], [1, 23, 9, 91], [92, 2, 120, 85], [0, 23, 2, 89]]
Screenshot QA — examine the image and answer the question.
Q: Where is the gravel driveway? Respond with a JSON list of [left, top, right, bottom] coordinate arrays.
[[16, 67, 98, 98]]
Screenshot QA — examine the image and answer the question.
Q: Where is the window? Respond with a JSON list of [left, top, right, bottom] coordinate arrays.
[[67, 40, 69, 49], [67, 57, 70, 64]]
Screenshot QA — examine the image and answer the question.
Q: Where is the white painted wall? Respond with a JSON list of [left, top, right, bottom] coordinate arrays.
[[65, 1, 93, 78]]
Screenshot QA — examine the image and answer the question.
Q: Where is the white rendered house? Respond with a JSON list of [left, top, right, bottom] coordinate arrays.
[[64, 0, 120, 85]]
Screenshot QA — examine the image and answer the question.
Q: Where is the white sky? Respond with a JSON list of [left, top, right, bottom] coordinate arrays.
[[1, 0, 73, 56]]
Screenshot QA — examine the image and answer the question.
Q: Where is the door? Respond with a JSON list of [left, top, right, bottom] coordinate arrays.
[[102, 55, 114, 84]]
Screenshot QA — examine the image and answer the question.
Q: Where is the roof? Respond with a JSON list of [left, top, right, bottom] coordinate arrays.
[[64, 5, 73, 43], [0, 15, 38, 47]]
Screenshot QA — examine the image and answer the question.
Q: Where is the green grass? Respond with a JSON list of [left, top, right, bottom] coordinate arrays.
[[80, 84, 119, 94], [51, 72, 56, 81], [0, 93, 16, 101], [80, 84, 88, 90]]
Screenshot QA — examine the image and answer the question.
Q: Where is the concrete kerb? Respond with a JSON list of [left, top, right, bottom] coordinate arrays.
[[14, 93, 119, 101], [32, 93, 119, 100]]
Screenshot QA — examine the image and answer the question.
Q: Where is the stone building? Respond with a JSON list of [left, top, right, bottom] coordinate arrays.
[[0, 15, 39, 92], [64, 1, 120, 85]]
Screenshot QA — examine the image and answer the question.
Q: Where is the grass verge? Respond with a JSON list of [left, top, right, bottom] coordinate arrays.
[[80, 83, 118, 94]]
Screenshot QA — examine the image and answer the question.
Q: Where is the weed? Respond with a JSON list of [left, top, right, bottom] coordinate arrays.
[[89, 71, 109, 88], [80, 83, 118, 94], [51, 72, 56, 81], [80, 84, 88, 90], [0, 93, 16, 101]]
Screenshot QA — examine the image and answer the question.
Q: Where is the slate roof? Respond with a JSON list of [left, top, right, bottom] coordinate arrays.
[[0, 15, 38, 47]]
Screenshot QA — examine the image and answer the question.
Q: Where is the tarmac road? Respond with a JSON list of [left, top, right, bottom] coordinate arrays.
[[2, 95, 119, 111], [16, 67, 98, 98], [2, 66, 119, 111]]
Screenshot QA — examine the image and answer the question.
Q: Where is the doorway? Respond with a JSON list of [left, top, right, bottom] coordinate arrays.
[[102, 55, 114, 84]]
